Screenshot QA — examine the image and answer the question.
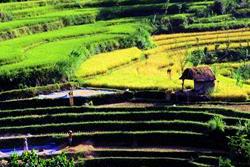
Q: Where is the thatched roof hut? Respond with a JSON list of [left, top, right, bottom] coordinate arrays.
[[180, 66, 216, 95]]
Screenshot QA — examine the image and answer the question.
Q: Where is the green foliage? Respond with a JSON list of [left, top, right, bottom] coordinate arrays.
[[205, 47, 250, 64], [233, 63, 250, 87], [9, 151, 75, 167], [212, 0, 238, 15], [235, 64, 250, 81], [157, 14, 190, 33], [219, 157, 234, 167], [131, 27, 154, 49], [190, 5, 211, 17], [21, 150, 42, 166], [169, 14, 188, 30], [233, 69, 243, 87], [0, 19, 153, 90], [234, 8, 250, 18], [194, 14, 232, 24], [186, 18, 250, 32], [208, 116, 225, 133], [0, 0, 249, 93], [0, 11, 12, 22], [232, 72, 242, 88], [187, 49, 205, 66], [46, 153, 75, 167], [212, 0, 225, 15], [10, 153, 19, 167], [190, 47, 250, 68], [228, 121, 250, 165]]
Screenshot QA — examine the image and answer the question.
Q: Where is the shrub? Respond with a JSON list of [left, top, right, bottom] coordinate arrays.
[[159, 14, 189, 33], [233, 69, 244, 87], [187, 49, 205, 66], [9, 151, 75, 167], [169, 14, 188, 30], [10, 153, 19, 167], [228, 128, 250, 165], [219, 157, 234, 167], [236, 121, 250, 138], [208, 116, 225, 133], [235, 64, 250, 81], [47, 153, 75, 167], [222, 121, 250, 166], [192, 47, 250, 65], [0, 11, 12, 22], [131, 27, 154, 49]]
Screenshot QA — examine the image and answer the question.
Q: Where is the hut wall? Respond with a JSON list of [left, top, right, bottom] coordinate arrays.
[[194, 81, 215, 94]]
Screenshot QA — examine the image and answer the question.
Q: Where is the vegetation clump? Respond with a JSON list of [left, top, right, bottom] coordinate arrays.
[[208, 116, 225, 133], [219, 121, 250, 167], [9, 151, 75, 167]]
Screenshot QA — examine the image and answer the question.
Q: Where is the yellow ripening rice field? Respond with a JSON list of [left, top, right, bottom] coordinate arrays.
[[76, 47, 143, 78], [77, 28, 250, 101]]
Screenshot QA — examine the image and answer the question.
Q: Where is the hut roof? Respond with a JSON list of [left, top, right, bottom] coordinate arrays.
[[180, 66, 216, 82]]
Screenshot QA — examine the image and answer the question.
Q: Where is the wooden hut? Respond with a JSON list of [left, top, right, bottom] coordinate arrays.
[[180, 66, 216, 95]]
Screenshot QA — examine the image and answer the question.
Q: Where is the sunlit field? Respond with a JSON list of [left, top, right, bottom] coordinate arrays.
[[78, 28, 250, 101], [0, 0, 250, 167]]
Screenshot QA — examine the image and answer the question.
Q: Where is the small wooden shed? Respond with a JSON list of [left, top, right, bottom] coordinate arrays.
[[180, 66, 216, 95]]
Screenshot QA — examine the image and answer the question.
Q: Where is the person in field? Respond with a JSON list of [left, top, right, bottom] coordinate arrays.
[[68, 130, 73, 146], [68, 90, 74, 106], [23, 137, 28, 151]]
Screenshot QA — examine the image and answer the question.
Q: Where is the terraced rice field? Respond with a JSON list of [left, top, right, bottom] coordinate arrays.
[[0, 0, 250, 166], [0, 0, 249, 91], [80, 28, 250, 101], [0, 98, 249, 166], [75, 47, 143, 78]]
